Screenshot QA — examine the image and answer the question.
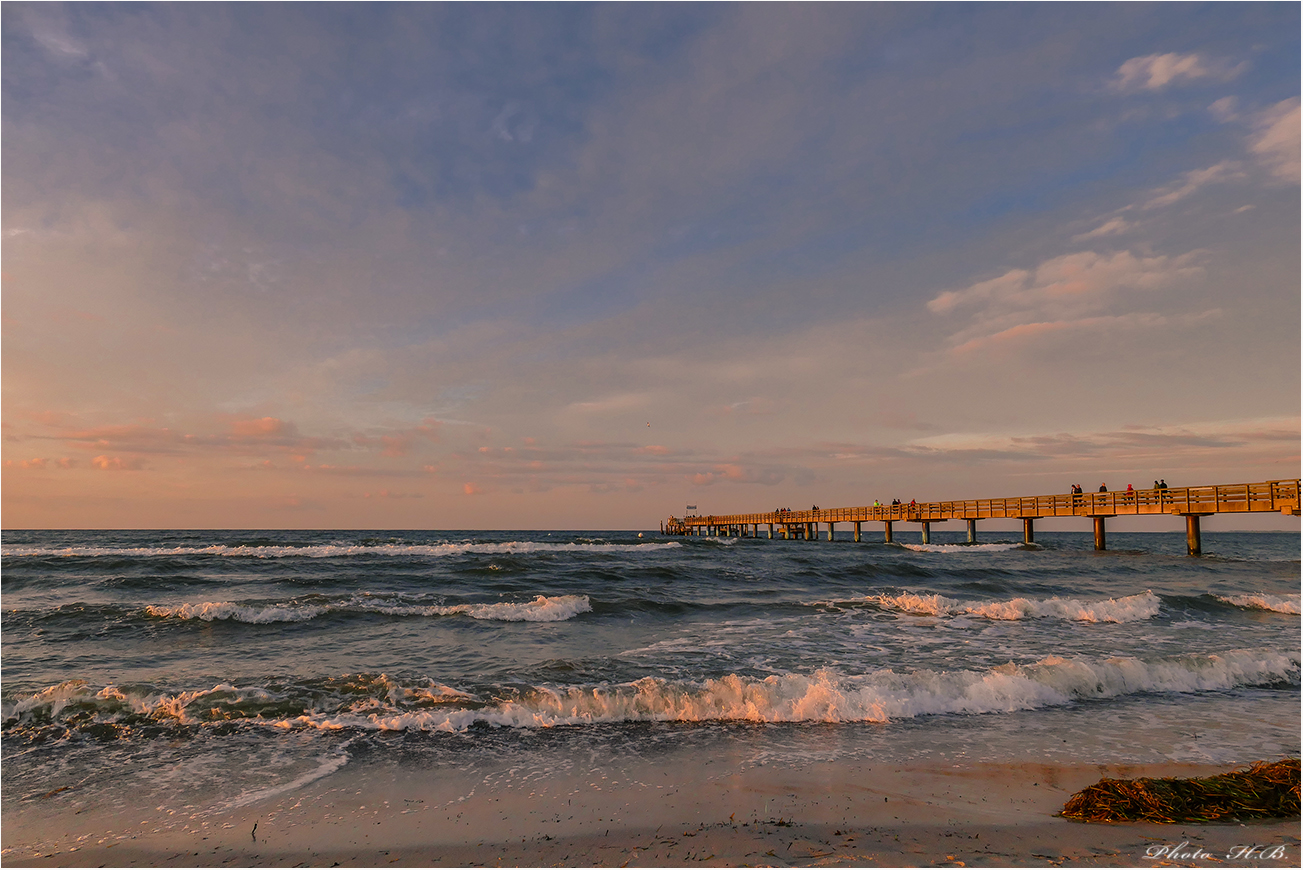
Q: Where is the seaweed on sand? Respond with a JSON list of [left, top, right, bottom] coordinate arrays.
[[1060, 759, 1300, 823]]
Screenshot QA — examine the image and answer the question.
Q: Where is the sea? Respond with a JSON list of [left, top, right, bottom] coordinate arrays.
[[2, 528, 1299, 856]]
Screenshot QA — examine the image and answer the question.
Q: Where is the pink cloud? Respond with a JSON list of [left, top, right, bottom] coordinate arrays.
[[1112, 53, 1240, 92], [689, 462, 785, 487], [230, 417, 288, 438], [5, 456, 77, 469], [91, 455, 144, 470], [929, 249, 1203, 357], [1141, 161, 1245, 209], [1249, 98, 1301, 182], [4, 457, 48, 469], [353, 420, 442, 457]]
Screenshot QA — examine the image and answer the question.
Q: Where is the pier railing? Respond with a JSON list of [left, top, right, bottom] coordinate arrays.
[[661, 479, 1300, 554]]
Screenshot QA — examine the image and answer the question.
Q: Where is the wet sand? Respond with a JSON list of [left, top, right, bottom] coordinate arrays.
[[5, 758, 1298, 867]]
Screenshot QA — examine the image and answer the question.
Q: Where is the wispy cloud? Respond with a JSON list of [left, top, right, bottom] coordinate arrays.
[[1112, 52, 1242, 92], [1248, 98, 1301, 182], [1141, 161, 1245, 209], [927, 249, 1204, 354], [1073, 216, 1131, 241]]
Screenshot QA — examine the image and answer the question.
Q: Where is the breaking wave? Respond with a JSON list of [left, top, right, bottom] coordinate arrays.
[[5, 648, 1294, 736], [143, 594, 592, 624], [899, 542, 1026, 553], [867, 590, 1161, 623], [1213, 593, 1300, 615]]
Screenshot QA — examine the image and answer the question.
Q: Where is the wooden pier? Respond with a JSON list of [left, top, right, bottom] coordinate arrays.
[[661, 479, 1300, 555]]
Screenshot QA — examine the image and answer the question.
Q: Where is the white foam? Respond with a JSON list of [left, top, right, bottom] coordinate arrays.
[[1, 541, 680, 558], [218, 752, 352, 810], [263, 648, 1298, 731], [144, 602, 329, 623], [1214, 593, 1300, 615], [869, 590, 1161, 623], [143, 594, 592, 624], [8, 649, 1294, 733], [899, 542, 1024, 553]]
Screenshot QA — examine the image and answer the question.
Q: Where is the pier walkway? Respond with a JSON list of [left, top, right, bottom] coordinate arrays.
[[661, 479, 1300, 555]]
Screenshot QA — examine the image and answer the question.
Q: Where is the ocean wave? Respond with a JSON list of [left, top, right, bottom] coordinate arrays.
[[866, 590, 1161, 623], [6, 649, 1295, 735], [899, 542, 1027, 554], [1213, 593, 1300, 615], [1, 674, 476, 729], [144, 594, 592, 624], [0, 541, 680, 559]]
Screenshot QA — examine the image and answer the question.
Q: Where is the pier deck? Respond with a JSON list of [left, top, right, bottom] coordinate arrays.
[[662, 479, 1300, 554]]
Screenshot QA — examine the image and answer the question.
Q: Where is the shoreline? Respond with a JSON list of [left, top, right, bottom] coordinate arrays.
[[6, 758, 1298, 867]]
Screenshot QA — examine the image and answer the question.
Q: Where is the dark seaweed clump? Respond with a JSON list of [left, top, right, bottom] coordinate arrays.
[[1061, 759, 1300, 823]]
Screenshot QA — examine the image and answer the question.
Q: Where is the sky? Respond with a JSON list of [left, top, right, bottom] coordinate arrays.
[[2, 2, 1299, 530]]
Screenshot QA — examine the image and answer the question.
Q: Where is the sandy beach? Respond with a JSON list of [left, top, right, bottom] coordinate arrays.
[[5, 754, 1298, 867]]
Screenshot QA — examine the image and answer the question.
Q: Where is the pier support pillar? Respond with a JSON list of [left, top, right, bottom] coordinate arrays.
[[806, 523, 814, 541], [966, 519, 978, 544], [767, 523, 774, 539], [827, 523, 835, 542], [920, 522, 931, 544], [1022, 518, 1035, 544], [884, 521, 893, 543], [781, 525, 789, 540], [1184, 514, 1205, 556], [1093, 516, 1107, 551], [854, 521, 862, 543]]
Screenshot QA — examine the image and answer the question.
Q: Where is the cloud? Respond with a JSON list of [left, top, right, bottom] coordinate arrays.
[[563, 393, 651, 415], [229, 417, 289, 438], [927, 249, 1205, 357], [947, 312, 1175, 356], [807, 415, 1299, 481], [91, 455, 144, 470], [719, 397, 777, 416], [1073, 216, 1131, 241], [1208, 96, 1239, 122], [5, 458, 48, 470], [916, 417, 1300, 463], [929, 249, 1199, 316], [352, 420, 443, 457], [1248, 98, 1301, 182], [1112, 53, 1240, 92], [690, 463, 786, 487], [1141, 161, 1245, 209]]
